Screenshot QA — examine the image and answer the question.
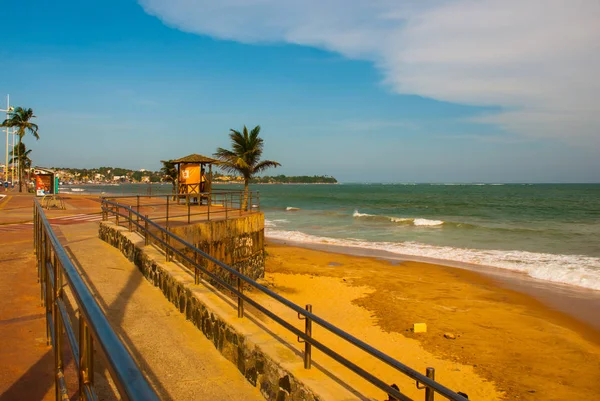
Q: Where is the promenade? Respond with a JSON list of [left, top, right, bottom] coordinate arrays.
[[0, 193, 263, 400]]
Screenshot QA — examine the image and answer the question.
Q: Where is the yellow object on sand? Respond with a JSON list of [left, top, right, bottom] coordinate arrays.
[[414, 323, 427, 333]]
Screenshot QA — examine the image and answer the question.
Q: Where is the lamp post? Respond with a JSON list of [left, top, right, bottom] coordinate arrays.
[[0, 95, 14, 183]]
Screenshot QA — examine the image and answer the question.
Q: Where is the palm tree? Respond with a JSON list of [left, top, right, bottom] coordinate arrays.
[[160, 160, 178, 199], [9, 142, 32, 184], [214, 125, 280, 210], [1, 107, 39, 192]]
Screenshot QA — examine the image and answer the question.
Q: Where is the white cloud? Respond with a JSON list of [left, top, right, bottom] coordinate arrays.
[[139, 0, 600, 144]]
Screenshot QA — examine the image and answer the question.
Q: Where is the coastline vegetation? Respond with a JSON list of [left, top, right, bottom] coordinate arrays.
[[49, 166, 337, 185], [250, 174, 337, 184]]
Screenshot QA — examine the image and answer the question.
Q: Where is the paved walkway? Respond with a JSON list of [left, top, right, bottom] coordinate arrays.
[[0, 193, 54, 401], [0, 193, 264, 400]]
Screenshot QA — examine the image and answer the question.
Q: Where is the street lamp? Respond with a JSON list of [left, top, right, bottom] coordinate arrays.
[[0, 94, 14, 183]]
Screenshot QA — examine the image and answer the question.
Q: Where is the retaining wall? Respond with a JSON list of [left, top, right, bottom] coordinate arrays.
[[98, 221, 321, 401], [169, 213, 265, 286]]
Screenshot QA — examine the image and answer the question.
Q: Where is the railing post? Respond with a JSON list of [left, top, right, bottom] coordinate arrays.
[[44, 236, 51, 345], [37, 211, 42, 283], [128, 209, 132, 231], [115, 205, 120, 226], [166, 196, 169, 228], [416, 367, 436, 401], [144, 216, 149, 246], [164, 230, 169, 262], [79, 316, 94, 398], [304, 304, 312, 369], [425, 367, 435, 401], [40, 231, 46, 306], [187, 195, 191, 224], [194, 251, 199, 285], [136, 195, 140, 227], [53, 253, 66, 401], [43, 233, 50, 308], [237, 266, 244, 318], [207, 193, 211, 221]]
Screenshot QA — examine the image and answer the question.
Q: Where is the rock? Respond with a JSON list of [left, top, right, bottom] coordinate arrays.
[[444, 332, 456, 340]]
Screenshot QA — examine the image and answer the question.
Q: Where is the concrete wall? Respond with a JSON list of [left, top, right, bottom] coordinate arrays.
[[169, 213, 265, 286], [99, 222, 321, 401]]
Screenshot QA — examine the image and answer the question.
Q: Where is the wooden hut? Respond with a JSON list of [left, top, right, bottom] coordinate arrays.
[[170, 153, 218, 204]]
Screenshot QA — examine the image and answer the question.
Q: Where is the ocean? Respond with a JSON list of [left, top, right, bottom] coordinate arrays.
[[63, 182, 600, 291]]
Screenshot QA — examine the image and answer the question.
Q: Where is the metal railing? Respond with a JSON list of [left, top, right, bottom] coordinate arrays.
[[101, 198, 469, 401], [102, 189, 260, 225], [33, 199, 159, 401]]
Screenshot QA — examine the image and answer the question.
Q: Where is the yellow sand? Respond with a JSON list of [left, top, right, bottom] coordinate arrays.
[[253, 242, 600, 401]]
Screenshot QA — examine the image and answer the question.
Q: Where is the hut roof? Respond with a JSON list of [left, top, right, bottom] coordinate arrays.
[[33, 167, 56, 175], [170, 154, 219, 164]]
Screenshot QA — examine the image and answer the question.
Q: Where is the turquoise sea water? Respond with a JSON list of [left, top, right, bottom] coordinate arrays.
[[63, 183, 600, 290]]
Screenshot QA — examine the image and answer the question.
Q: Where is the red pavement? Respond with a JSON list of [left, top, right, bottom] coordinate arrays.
[[0, 193, 54, 401], [0, 192, 105, 401]]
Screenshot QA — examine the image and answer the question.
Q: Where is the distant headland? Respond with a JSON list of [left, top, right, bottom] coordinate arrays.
[[49, 167, 337, 185]]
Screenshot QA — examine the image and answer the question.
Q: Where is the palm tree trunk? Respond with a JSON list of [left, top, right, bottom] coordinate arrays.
[[243, 179, 249, 211]]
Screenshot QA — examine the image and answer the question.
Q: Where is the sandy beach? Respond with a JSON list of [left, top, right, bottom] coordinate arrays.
[[33, 193, 600, 399], [260, 241, 600, 400]]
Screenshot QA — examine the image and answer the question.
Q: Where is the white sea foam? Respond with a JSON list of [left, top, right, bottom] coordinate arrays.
[[286, 207, 300, 211], [355, 210, 444, 226], [389, 217, 412, 223], [413, 218, 444, 226], [265, 229, 600, 291], [353, 210, 375, 217]]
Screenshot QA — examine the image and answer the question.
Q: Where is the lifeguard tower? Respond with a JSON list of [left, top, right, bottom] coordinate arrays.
[[33, 167, 65, 209], [171, 154, 218, 204], [33, 167, 59, 196]]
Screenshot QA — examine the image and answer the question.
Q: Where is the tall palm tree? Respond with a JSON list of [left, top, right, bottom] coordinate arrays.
[[1, 107, 39, 192], [214, 125, 280, 210], [9, 142, 32, 183], [160, 160, 178, 199]]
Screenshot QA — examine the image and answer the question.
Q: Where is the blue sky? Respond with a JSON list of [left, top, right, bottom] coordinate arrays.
[[1, 0, 599, 183]]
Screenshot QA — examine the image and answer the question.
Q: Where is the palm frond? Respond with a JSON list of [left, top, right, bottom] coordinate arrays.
[[253, 160, 281, 174], [214, 124, 280, 182]]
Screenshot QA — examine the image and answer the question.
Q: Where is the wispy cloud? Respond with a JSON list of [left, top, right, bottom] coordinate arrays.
[[435, 133, 529, 144], [334, 119, 420, 131], [138, 0, 600, 144]]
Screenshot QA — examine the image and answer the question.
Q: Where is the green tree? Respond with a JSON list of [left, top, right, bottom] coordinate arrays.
[[9, 142, 32, 183], [214, 125, 280, 210], [1, 107, 39, 192], [160, 160, 178, 199]]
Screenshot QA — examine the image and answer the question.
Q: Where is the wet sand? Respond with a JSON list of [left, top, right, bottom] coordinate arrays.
[[263, 241, 600, 400]]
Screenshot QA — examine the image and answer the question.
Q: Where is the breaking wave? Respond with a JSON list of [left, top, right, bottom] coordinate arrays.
[[353, 210, 444, 226], [265, 229, 600, 291]]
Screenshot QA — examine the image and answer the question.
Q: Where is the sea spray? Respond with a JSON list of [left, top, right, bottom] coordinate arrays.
[[265, 227, 600, 290]]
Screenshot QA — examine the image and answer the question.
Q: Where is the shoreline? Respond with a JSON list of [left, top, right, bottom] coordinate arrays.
[[263, 240, 600, 400], [267, 237, 600, 333]]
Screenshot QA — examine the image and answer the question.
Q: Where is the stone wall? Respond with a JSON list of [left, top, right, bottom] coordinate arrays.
[[98, 222, 320, 401], [169, 213, 265, 286]]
